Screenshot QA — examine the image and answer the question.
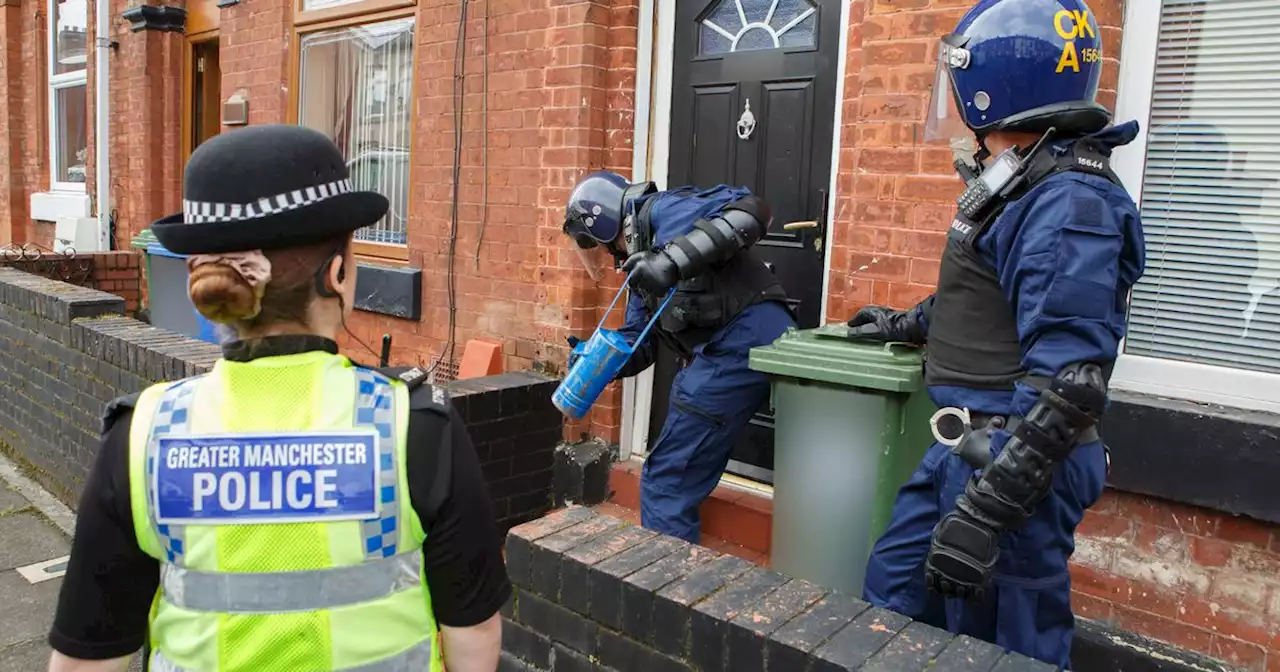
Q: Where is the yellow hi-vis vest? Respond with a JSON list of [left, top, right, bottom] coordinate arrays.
[[127, 351, 443, 672]]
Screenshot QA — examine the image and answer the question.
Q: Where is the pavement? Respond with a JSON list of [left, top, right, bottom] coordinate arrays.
[[0, 455, 142, 672]]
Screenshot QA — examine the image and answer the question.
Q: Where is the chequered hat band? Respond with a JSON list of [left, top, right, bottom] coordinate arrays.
[[182, 179, 354, 224]]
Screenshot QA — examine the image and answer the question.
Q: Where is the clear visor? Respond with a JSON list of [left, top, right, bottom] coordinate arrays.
[[924, 43, 972, 144], [570, 244, 603, 282]]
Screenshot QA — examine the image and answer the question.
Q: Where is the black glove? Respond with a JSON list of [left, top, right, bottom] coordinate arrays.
[[622, 250, 680, 295], [925, 504, 1001, 602], [846, 305, 927, 345], [567, 336, 584, 370]]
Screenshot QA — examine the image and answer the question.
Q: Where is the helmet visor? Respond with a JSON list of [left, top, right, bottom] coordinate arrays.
[[570, 243, 603, 282], [924, 38, 972, 143]]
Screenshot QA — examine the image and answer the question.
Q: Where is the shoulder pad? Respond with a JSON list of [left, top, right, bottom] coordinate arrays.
[[373, 366, 451, 413], [102, 392, 141, 434]]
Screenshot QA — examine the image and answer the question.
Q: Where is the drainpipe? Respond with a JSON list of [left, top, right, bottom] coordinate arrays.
[[95, 0, 110, 251]]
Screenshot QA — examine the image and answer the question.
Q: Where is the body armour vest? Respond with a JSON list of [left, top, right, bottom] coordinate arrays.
[[925, 138, 1126, 391], [642, 247, 788, 359]]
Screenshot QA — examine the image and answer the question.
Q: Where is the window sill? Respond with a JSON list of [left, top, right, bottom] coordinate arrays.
[[30, 191, 92, 222]]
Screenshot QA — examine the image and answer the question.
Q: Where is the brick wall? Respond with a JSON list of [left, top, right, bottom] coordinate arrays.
[[0, 0, 51, 247], [502, 506, 1048, 671], [338, 0, 640, 445], [0, 267, 564, 522], [1, 250, 143, 315], [449, 372, 563, 531], [1072, 491, 1280, 671], [823, 0, 1126, 320]]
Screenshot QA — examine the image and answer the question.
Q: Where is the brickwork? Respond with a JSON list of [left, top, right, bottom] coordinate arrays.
[[823, 0, 1126, 320], [502, 506, 1048, 671], [331, 0, 639, 445], [1, 250, 142, 315], [1072, 490, 1280, 671], [449, 372, 564, 531], [0, 268, 565, 521], [0, 0, 50, 246]]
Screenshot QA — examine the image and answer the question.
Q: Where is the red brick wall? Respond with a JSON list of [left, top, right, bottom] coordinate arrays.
[[823, 0, 1125, 320], [89, 250, 142, 314], [1074, 492, 1280, 671], [331, 0, 638, 443], [0, 0, 51, 246]]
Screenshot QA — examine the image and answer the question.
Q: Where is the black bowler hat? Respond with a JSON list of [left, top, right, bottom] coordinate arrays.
[[151, 124, 389, 255]]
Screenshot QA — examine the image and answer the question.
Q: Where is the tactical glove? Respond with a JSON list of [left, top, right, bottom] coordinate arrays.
[[567, 336, 586, 370], [925, 505, 1001, 602], [622, 250, 680, 295], [846, 305, 927, 345]]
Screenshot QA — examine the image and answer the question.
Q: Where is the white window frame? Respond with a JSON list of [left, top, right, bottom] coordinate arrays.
[[47, 0, 88, 194], [1109, 0, 1280, 415]]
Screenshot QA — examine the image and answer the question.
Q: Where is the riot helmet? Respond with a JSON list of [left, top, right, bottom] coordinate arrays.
[[925, 0, 1112, 150], [562, 170, 656, 279]]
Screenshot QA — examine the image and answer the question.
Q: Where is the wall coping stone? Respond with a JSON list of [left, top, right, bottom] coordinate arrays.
[[504, 507, 1054, 671]]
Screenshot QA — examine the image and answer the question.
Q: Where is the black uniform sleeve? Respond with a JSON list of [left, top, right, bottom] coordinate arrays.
[[406, 404, 512, 628], [48, 409, 160, 660]]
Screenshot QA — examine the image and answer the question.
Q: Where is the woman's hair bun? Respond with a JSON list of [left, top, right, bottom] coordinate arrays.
[[189, 264, 259, 323]]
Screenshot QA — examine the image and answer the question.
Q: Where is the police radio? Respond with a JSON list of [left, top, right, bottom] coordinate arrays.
[[955, 129, 1056, 222]]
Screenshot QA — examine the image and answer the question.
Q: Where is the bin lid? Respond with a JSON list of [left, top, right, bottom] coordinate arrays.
[[748, 323, 924, 393], [146, 242, 186, 259], [131, 227, 159, 251]]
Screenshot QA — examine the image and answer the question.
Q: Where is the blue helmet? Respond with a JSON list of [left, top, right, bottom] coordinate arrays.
[[925, 0, 1111, 143], [562, 171, 656, 250]]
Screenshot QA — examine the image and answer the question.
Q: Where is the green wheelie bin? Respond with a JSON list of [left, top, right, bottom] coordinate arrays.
[[749, 323, 936, 595]]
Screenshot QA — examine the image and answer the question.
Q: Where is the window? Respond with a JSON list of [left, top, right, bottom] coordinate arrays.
[[298, 17, 415, 252], [1111, 0, 1280, 412], [49, 0, 88, 191], [699, 0, 818, 56]]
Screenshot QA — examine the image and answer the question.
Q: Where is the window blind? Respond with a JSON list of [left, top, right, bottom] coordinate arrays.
[[1125, 0, 1280, 374]]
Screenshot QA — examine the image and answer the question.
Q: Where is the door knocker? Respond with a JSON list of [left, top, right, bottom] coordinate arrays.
[[737, 99, 756, 140]]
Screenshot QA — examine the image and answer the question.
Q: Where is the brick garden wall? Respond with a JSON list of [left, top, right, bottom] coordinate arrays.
[[501, 506, 1048, 671], [1, 250, 142, 316], [0, 267, 562, 528]]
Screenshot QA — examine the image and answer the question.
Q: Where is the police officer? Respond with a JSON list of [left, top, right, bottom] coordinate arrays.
[[562, 176, 795, 543], [48, 125, 510, 672], [851, 0, 1146, 667]]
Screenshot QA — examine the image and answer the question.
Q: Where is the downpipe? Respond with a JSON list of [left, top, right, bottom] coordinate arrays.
[[95, 0, 110, 250]]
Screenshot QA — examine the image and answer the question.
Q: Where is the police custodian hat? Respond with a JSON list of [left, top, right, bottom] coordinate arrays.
[[151, 124, 389, 255]]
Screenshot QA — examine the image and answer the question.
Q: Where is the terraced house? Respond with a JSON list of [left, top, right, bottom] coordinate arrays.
[[0, 0, 1278, 668]]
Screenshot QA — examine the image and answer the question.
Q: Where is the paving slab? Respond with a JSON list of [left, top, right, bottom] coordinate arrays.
[[0, 511, 71, 572], [0, 570, 61, 649]]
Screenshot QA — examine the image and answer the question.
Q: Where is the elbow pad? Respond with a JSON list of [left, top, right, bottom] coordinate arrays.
[[661, 196, 772, 281], [957, 361, 1108, 533]]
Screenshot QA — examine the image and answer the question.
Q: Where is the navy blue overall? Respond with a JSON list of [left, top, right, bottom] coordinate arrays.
[[617, 186, 795, 544], [861, 125, 1147, 668]]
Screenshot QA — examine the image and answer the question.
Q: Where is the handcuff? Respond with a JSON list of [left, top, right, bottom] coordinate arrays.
[[930, 406, 1112, 476]]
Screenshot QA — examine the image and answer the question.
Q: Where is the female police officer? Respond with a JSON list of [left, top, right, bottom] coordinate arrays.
[[47, 125, 510, 672]]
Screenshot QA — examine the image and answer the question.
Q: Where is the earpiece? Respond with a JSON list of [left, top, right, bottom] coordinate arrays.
[[314, 252, 343, 298]]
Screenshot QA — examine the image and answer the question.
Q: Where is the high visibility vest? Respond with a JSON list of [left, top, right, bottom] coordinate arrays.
[[127, 351, 443, 672]]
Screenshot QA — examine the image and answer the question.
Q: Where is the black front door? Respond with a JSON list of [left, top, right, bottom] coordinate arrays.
[[646, 0, 841, 483]]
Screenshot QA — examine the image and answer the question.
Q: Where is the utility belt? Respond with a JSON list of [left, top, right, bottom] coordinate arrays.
[[931, 407, 1106, 472]]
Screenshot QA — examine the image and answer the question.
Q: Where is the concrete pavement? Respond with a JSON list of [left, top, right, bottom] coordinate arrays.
[[0, 455, 142, 672]]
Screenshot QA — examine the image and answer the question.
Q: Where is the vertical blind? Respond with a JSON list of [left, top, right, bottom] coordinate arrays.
[[1125, 0, 1280, 374], [298, 18, 415, 246]]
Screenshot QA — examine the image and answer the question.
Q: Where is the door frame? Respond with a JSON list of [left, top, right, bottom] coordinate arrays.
[[620, 0, 851, 464], [181, 31, 220, 166]]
